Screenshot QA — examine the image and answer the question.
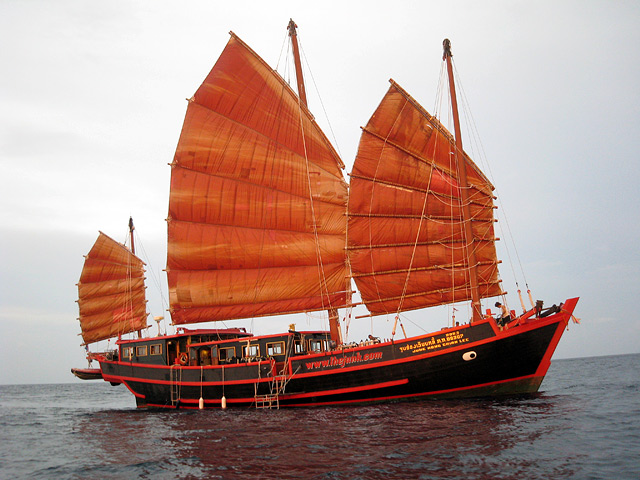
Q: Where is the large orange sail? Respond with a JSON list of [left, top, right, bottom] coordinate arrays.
[[167, 33, 349, 325], [348, 80, 502, 316], [77, 232, 148, 344]]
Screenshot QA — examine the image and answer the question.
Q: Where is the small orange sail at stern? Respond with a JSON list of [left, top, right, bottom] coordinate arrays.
[[77, 232, 148, 344]]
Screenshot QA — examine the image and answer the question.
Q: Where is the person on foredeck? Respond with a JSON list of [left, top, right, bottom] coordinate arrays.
[[495, 302, 511, 326]]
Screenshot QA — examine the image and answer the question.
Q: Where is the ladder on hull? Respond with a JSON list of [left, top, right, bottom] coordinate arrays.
[[170, 365, 182, 406], [254, 366, 299, 409], [254, 361, 278, 409], [253, 336, 303, 409], [254, 393, 280, 409]]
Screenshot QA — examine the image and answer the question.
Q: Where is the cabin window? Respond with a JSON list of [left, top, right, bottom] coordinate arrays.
[[218, 347, 235, 361], [308, 339, 323, 353], [136, 345, 148, 356], [199, 348, 212, 366], [150, 344, 162, 355], [121, 347, 132, 359], [267, 342, 285, 356], [243, 344, 260, 357], [294, 340, 304, 354]]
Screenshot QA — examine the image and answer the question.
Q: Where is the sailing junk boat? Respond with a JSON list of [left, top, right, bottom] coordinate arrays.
[[72, 22, 579, 408]]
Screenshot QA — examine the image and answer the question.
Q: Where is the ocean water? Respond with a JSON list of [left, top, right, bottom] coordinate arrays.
[[1, 354, 638, 480]]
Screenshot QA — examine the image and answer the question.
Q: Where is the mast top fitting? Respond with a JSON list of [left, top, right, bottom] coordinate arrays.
[[442, 38, 452, 59]]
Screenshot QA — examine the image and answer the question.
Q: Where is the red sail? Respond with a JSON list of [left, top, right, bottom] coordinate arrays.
[[167, 33, 349, 325], [77, 232, 148, 344], [348, 81, 502, 316]]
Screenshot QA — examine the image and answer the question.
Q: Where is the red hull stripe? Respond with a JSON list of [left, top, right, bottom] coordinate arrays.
[[534, 316, 570, 377], [141, 373, 542, 410], [283, 373, 543, 407], [286, 378, 408, 399], [120, 381, 145, 398]]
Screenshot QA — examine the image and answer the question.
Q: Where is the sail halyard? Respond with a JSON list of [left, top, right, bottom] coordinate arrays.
[[288, 19, 345, 344], [166, 29, 349, 326]]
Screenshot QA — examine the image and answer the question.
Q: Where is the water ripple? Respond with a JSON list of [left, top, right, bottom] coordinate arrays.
[[1, 354, 639, 479]]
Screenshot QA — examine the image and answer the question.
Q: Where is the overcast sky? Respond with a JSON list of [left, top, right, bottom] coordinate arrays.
[[1, 0, 638, 384]]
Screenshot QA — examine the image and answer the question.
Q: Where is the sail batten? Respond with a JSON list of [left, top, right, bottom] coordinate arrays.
[[348, 213, 494, 221], [347, 237, 497, 250], [362, 279, 502, 304], [351, 260, 501, 278], [348, 173, 496, 206], [348, 80, 502, 316], [167, 33, 349, 324], [77, 232, 148, 344]]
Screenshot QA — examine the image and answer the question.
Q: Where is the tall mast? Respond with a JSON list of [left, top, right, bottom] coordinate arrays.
[[288, 19, 342, 344], [287, 19, 308, 108], [128, 216, 142, 338], [443, 39, 483, 323]]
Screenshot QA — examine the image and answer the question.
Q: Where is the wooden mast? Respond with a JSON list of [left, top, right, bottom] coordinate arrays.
[[287, 19, 342, 344], [443, 39, 483, 323], [128, 216, 143, 337], [287, 19, 308, 108]]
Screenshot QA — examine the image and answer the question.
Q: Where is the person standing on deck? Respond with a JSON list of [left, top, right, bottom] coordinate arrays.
[[495, 302, 510, 326]]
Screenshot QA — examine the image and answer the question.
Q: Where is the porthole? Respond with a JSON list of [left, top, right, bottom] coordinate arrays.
[[462, 351, 477, 361]]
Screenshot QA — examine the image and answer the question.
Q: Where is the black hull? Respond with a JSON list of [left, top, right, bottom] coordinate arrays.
[[99, 298, 577, 409]]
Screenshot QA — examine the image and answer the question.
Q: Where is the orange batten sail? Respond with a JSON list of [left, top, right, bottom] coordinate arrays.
[[77, 232, 148, 344], [347, 80, 503, 316], [167, 33, 349, 325]]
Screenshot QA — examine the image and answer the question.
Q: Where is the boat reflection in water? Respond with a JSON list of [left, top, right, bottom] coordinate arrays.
[[72, 395, 580, 479]]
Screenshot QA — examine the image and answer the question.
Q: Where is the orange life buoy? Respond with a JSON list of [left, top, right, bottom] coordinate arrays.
[[179, 352, 188, 365]]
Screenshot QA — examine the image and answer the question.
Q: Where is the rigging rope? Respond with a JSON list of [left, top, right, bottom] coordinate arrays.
[[439, 59, 475, 322], [238, 41, 297, 326], [293, 43, 335, 325], [395, 105, 436, 324], [451, 59, 534, 311], [297, 36, 343, 159], [296, 33, 354, 338], [365, 98, 407, 336], [132, 228, 169, 328]]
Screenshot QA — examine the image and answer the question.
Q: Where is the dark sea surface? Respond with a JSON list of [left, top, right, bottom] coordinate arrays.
[[1, 354, 638, 480]]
